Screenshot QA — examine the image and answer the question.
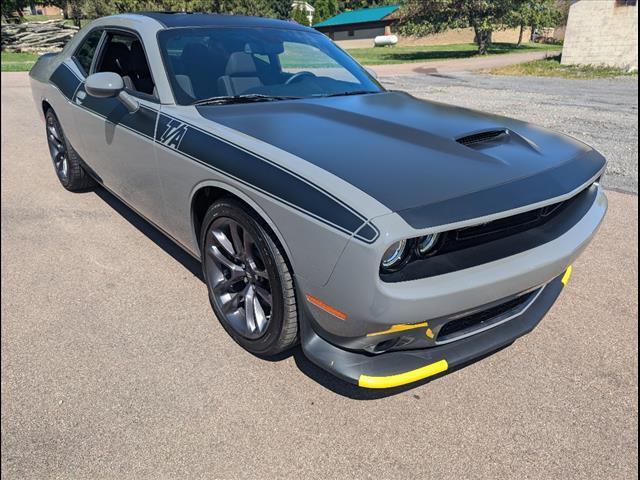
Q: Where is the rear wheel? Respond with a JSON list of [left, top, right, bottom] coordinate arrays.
[[200, 198, 298, 355], [45, 108, 95, 191]]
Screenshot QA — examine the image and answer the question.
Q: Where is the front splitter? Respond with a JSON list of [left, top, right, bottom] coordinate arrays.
[[300, 270, 568, 389]]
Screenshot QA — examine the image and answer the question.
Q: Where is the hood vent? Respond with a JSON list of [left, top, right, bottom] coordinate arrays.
[[456, 129, 508, 148]]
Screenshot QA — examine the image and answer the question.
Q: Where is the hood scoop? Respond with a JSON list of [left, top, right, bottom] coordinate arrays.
[[456, 129, 509, 148]]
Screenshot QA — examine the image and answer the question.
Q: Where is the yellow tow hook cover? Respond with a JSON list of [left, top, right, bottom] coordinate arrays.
[[358, 359, 449, 389]]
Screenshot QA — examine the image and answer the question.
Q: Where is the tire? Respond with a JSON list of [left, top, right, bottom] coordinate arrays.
[[45, 108, 95, 191], [200, 198, 298, 356]]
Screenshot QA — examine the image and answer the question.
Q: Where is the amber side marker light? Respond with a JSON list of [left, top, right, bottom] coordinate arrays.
[[306, 294, 347, 321]]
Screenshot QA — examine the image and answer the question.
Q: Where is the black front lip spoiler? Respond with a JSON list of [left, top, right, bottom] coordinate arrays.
[[300, 269, 569, 389]]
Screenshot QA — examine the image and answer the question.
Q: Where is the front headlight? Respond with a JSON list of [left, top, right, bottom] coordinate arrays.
[[381, 240, 407, 270], [417, 233, 439, 255]]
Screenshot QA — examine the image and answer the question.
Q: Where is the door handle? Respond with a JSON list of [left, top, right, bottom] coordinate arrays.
[[75, 89, 86, 105]]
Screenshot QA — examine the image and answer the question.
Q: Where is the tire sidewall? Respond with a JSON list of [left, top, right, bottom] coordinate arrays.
[[45, 109, 72, 188], [200, 200, 288, 356]]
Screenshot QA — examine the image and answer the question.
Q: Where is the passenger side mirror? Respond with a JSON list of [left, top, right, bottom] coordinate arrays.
[[85, 72, 139, 113]]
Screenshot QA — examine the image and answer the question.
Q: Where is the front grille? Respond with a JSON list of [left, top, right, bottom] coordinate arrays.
[[456, 129, 508, 147], [380, 182, 596, 283], [450, 200, 567, 245], [436, 290, 537, 343]]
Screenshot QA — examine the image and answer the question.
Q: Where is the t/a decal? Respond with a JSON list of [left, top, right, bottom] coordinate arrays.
[[159, 120, 188, 149]]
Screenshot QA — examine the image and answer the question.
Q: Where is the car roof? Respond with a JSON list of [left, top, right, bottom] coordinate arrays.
[[137, 12, 312, 31]]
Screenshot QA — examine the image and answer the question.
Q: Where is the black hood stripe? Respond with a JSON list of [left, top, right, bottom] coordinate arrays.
[[399, 152, 605, 229], [48, 63, 378, 243], [155, 113, 378, 241], [198, 94, 607, 231]]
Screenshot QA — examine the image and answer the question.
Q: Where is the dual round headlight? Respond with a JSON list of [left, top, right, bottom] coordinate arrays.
[[380, 233, 440, 271], [381, 239, 407, 269], [417, 233, 439, 255]]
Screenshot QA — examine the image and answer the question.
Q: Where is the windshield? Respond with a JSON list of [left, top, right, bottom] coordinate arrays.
[[157, 27, 383, 105]]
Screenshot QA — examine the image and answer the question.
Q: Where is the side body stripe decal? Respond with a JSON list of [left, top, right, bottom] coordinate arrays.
[[49, 62, 379, 244]]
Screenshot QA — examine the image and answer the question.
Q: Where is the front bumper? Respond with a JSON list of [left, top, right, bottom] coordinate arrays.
[[301, 270, 569, 388], [301, 184, 607, 341], [298, 184, 607, 388]]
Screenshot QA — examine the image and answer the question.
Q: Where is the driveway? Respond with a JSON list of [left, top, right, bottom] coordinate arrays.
[[370, 49, 561, 75], [1, 71, 638, 479]]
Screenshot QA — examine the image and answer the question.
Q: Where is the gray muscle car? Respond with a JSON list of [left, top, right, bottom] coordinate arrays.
[[30, 12, 608, 389]]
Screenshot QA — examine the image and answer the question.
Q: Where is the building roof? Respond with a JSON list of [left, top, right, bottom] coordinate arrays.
[[313, 5, 400, 28], [292, 1, 315, 13], [138, 12, 310, 30]]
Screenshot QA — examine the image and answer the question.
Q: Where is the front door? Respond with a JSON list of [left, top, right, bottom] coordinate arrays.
[[70, 29, 163, 226]]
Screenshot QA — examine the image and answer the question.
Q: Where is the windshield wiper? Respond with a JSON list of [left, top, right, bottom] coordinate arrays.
[[192, 94, 301, 106], [313, 90, 380, 98]]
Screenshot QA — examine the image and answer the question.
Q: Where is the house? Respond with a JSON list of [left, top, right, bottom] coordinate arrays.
[[292, 1, 315, 26], [22, 4, 63, 16], [562, 0, 638, 70], [313, 5, 400, 47], [314, 5, 535, 49]]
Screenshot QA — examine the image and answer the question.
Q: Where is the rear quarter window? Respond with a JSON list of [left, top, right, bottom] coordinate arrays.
[[74, 29, 103, 75]]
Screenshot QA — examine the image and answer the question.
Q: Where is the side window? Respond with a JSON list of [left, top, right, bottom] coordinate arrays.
[[95, 32, 156, 97], [74, 29, 103, 76]]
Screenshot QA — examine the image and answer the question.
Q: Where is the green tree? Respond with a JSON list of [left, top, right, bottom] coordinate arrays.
[[291, 4, 309, 25], [1, 0, 26, 21], [399, 0, 526, 55], [266, 0, 293, 19], [508, 0, 564, 46], [68, 0, 86, 26], [313, 0, 338, 23], [338, 0, 395, 9]]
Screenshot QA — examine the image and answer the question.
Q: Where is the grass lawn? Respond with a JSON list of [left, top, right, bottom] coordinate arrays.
[[346, 42, 560, 65], [491, 55, 638, 79], [1, 52, 40, 72], [22, 14, 63, 22]]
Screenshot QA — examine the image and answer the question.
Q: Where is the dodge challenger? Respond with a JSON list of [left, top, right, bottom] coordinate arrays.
[[29, 12, 608, 389]]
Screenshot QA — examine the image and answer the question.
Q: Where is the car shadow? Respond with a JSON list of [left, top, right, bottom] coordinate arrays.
[[93, 186, 203, 281], [278, 343, 514, 400], [92, 186, 512, 400]]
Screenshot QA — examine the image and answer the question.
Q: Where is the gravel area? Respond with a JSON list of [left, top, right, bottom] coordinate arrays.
[[380, 73, 638, 194]]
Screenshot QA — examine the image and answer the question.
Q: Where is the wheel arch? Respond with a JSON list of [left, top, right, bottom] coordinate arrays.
[[189, 181, 295, 271], [42, 99, 53, 114]]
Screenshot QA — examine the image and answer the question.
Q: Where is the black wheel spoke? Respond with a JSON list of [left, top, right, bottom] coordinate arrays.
[[46, 116, 68, 180], [219, 290, 241, 314], [230, 222, 244, 257], [208, 245, 243, 277], [254, 284, 272, 307], [211, 229, 235, 258], [243, 229, 255, 262], [251, 288, 268, 332], [204, 217, 273, 340], [213, 276, 242, 293], [254, 269, 269, 281], [245, 285, 257, 334]]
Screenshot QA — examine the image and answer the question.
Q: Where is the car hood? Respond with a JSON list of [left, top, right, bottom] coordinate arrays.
[[196, 91, 606, 229]]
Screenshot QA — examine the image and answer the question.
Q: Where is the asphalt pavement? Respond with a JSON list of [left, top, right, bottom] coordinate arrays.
[[2, 72, 638, 479]]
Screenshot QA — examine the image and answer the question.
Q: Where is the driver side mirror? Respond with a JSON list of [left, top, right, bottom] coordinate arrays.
[[85, 72, 139, 113]]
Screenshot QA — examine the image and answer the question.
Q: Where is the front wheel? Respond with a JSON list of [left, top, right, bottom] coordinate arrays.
[[200, 198, 298, 356], [45, 108, 95, 191]]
